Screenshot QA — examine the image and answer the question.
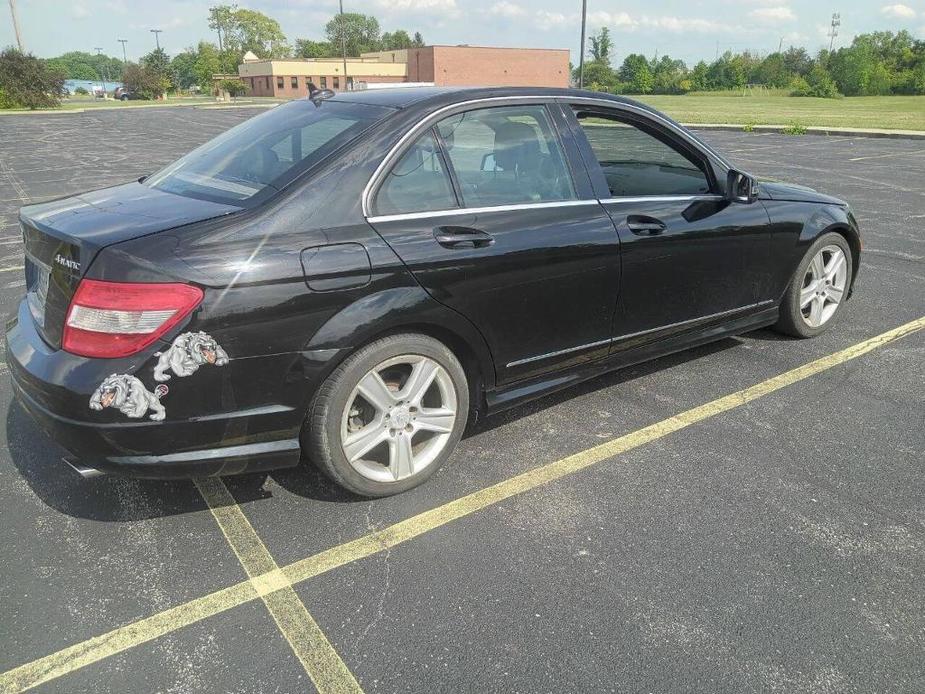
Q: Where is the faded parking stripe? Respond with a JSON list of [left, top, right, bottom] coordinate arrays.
[[194, 478, 363, 694], [1, 315, 923, 693]]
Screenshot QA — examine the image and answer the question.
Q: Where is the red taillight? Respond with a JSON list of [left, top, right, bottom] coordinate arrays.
[[62, 279, 203, 358]]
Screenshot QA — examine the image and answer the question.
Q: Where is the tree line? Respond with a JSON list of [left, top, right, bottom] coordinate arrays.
[[581, 27, 925, 97], [0, 5, 425, 107]]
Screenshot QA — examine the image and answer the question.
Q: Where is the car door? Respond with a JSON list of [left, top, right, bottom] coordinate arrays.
[[366, 101, 621, 385], [564, 103, 771, 348]]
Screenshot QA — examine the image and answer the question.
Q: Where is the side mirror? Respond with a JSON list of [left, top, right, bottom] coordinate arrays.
[[726, 169, 758, 204]]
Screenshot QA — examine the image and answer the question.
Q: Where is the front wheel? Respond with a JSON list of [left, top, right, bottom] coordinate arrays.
[[305, 334, 469, 497], [775, 232, 853, 338]]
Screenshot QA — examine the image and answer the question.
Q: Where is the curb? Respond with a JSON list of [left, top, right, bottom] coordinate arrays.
[[0, 101, 283, 116], [685, 123, 925, 140]]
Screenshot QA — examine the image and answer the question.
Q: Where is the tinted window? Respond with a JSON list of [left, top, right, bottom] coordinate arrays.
[[436, 105, 575, 207], [574, 110, 711, 197], [374, 130, 457, 216], [146, 100, 389, 206]]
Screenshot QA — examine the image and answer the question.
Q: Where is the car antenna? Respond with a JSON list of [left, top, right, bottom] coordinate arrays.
[[308, 82, 336, 103]]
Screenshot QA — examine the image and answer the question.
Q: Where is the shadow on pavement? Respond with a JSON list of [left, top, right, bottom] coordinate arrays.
[[7, 335, 743, 519]]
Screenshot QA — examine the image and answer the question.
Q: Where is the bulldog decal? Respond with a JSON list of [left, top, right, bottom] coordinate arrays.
[[90, 375, 167, 421], [153, 331, 229, 382]]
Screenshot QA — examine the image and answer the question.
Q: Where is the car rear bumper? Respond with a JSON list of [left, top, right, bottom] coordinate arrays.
[[6, 300, 303, 478]]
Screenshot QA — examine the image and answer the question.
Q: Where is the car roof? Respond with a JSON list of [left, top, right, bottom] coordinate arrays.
[[328, 85, 653, 113]]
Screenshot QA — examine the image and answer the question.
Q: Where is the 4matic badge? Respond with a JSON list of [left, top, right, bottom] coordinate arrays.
[[54, 254, 80, 272]]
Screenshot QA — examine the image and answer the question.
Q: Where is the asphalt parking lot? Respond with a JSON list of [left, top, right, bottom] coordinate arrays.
[[1, 105, 923, 693]]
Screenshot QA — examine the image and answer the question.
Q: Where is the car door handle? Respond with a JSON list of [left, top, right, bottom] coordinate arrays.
[[626, 216, 667, 235], [433, 226, 495, 248]]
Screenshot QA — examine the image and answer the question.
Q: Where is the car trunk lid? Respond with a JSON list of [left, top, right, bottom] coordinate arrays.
[[19, 182, 239, 349]]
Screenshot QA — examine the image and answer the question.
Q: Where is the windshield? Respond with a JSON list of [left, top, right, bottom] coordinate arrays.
[[145, 100, 390, 206]]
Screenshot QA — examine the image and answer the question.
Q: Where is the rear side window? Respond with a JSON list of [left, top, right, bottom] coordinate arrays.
[[574, 109, 711, 197], [145, 100, 389, 206], [435, 105, 575, 207], [373, 130, 458, 216]]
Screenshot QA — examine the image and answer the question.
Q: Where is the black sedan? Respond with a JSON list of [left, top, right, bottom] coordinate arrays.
[[7, 87, 860, 497]]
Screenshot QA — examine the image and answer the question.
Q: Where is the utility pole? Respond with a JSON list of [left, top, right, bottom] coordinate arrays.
[[338, 0, 348, 89], [150, 28, 162, 51], [578, 0, 587, 88], [778, 36, 783, 53], [118, 38, 127, 64], [8, 0, 23, 51], [827, 12, 840, 52], [216, 27, 224, 73], [94, 47, 108, 96]]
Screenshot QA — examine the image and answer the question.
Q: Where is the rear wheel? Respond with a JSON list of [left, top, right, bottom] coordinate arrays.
[[775, 232, 852, 338], [305, 334, 469, 497]]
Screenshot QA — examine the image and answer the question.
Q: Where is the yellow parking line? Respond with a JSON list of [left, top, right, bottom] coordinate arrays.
[[0, 265, 23, 273], [194, 477, 363, 694], [1, 315, 923, 693]]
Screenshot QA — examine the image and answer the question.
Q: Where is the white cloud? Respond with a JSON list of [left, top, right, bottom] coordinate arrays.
[[640, 16, 738, 33], [71, 3, 90, 19], [534, 11, 742, 34], [379, 0, 459, 12], [488, 1, 526, 18], [750, 6, 796, 22], [881, 4, 917, 19], [588, 11, 637, 28], [534, 10, 571, 31]]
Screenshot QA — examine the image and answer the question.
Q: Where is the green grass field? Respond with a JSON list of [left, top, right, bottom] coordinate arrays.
[[634, 94, 925, 131]]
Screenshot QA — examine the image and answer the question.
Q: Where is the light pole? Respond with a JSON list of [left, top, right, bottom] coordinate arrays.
[[150, 28, 162, 51], [338, 0, 348, 90], [8, 0, 23, 51], [94, 47, 108, 96], [118, 38, 127, 64], [578, 0, 587, 88]]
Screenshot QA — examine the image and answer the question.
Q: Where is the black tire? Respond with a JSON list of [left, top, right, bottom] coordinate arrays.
[[304, 333, 469, 497], [120, 94, 128, 101], [774, 232, 853, 338]]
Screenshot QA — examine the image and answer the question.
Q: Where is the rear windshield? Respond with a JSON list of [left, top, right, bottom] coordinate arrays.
[[145, 100, 390, 206]]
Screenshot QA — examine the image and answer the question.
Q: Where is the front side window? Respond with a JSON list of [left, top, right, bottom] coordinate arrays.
[[374, 130, 457, 216], [276, 76, 284, 89], [435, 105, 575, 207], [146, 100, 390, 206], [333, 77, 340, 89], [574, 109, 711, 197], [291, 76, 298, 89]]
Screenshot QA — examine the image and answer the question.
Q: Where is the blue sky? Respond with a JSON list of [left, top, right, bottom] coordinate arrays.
[[2, 0, 924, 64]]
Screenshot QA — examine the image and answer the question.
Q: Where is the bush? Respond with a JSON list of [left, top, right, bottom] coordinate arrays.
[[788, 75, 811, 96], [783, 121, 807, 135], [0, 48, 65, 109], [0, 87, 17, 109], [74, 86, 89, 95], [807, 64, 841, 98], [219, 79, 248, 99]]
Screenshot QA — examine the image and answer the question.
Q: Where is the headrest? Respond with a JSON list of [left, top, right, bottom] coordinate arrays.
[[492, 121, 540, 172]]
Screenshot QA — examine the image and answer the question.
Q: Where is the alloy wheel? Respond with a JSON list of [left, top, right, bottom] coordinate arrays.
[[340, 354, 457, 483], [800, 244, 847, 328]]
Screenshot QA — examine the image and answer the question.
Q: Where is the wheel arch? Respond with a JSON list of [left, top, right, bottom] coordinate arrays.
[[801, 206, 861, 296], [303, 286, 497, 420]]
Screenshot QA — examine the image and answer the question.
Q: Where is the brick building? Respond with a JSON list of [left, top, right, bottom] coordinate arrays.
[[230, 45, 570, 98], [365, 46, 571, 88]]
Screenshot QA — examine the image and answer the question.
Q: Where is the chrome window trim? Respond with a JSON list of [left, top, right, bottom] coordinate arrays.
[[599, 194, 726, 205], [367, 199, 600, 224], [362, 94, 732, 219], [506, 338, 611, 368]]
